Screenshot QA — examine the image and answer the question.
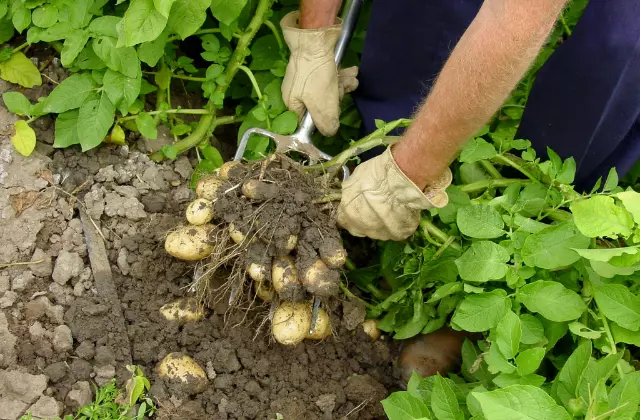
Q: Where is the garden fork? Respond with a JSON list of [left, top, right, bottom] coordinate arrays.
[[233, 0, 363, 182]]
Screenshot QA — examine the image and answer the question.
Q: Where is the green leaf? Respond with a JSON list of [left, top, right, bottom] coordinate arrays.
[[135, 112, 157, 139], [461, 339, 493, 382], [153, 0, 177, 17], [594, 284, 640, 331], [167, 0, 209, 39], [137, 29, 168, 66], [427, 283, 462, 304], [603, 167, 619, 192], [61, 29, 90, 67], [32, 4, 58, 28], [0, 52, 42, 88], [3, 91, 32, 115], [12, 6, 30, 33], [516, 347, 545, 376], [92, 36, 140, 79], [200, 144, 223, 168], [11, 120, 36, 156], [517, 281, 586, 322], [556, 157, 576, 185], [514, 184, 547, 217], [486, 342, 516, 374], [493, 373, 545, 388], [54, 110, 80, 148], [611, 322, 640, 346], [116, 0, 167, 47], [553, 341, 591, 408], [381, 391, 432, 420], [161, 145, 178, 160], [496, 311, 521, 360], [459, 138, 497, 163], [0, 17, 14, 44], [456, 204, 505, 239], [568, 321, 602, 340], [210, 0, 248, 26], [473, 385, 571, 420], [249, 35, 281, 71], [571, 196, 633, 238], [519, 314, 545, 345], [271, 111, 298, 135], [615, 190, 640, 225], [609, 371, 640, 420], [431, 375, 464, 420], [521, 222, 589, 269], [577, 353, 623, 405], [103, 69, 141, 115], [573, 246, 640, 262], [452, 290, 510, 332], [455, 241, 510, 283], [43, 73, 96, 113], [437, 186, 471, 224], [77, 92, 115, 151], [87, 16, 121, 38]]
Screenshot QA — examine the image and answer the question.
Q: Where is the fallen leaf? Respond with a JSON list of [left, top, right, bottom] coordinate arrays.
[[10, 190, 38, 216]]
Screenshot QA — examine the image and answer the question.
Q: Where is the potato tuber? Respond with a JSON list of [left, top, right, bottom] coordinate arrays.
[[196, 175, 225, 200], [306, 307, 331, 340], [159, 298, 205, 324], [242, 179, 278, 201], [157, 352, 208, 394], [185, 198, 215, 225], [165, 225, 214, 261], [272, 301, 311, 346], [272, 256, 302, 300], [301, 259, 340, 296]]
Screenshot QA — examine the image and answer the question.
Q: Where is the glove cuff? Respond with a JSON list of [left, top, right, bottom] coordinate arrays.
[[280, 11, 343, 56], [384, 146, 451, 209]]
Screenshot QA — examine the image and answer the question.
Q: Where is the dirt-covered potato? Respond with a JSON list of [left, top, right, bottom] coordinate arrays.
[[255, 280, 275, 302], [160, 298, 205, 324], [301, 259, 340, 296], [186, 198, 215, 225], [272, 301, 312, 346], [319, 241, 347, 269], [272, 256, 302, 300], [217, 161, 242, 180], [196, 175, 225, 200], [242, 179, 278, 201], [361, 320, 381, 341], [247, 262, 268, 282], [157, 352, 208, 394], [165, 225, 214, 261], [228, 223, 246, 244], [306, 307, 331, 340]]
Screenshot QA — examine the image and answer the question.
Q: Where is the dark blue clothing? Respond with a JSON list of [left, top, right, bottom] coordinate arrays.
[[352, 1, 640, 188]]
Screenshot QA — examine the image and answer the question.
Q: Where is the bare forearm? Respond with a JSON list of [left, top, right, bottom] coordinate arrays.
[[394, 0, 569, 189], [300, 0, 342, 28]]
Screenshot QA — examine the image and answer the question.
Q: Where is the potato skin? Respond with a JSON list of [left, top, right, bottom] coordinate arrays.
[[165, 225, 214, 261], [272, 256, 302, 300], [186, 198, 215, 225], [228, 223, 246, 244], [160, 298, 205, 324], [301, 259, 340, 296], [247, 262, 268, 282], [196, 175, 224, 200], [319, 243, 347, 269], [306, 307, 331, 340], [361, 320, 381, 341], [242, 179, 278, 201], [255, 280, 275, 302], [272, 301, 311, 346], [157, 352, 208, 394], [217, 161, 242, 180]]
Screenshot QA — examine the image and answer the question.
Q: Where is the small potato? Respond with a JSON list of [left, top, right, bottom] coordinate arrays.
[[284, 235, 298, 253], [242, 179, 278, 201], [307, 307, 331, 340], [217, 161, 242, 180], [228, 223, 246, 244], [255, 280, 275, 302], [157, 352, 208, 394], [272, 301, 312, 346], [165, 225, 214, 261], [160, 298, 205, 324], [301, 259, 340, 296], [361, 320, 381, 341], [186, 198, 215, 225], [196, 175, 225, 200], [272, 256, 302, 299], [319, 244, 347, 269], [247, 262, 268, 282]]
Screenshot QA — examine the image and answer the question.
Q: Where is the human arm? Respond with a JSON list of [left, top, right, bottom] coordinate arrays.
[[394, 0, 570, 189], [299, 0, 343, 28]]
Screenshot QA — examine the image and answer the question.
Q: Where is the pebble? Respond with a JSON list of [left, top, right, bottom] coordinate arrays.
[[0, 370, 48, 404], [28, 321, 50, 341], [28, 395, 63, 419], [30, 248, 53, 277], [65, 381, 92, 409], [52, 325, 73, 352], [52, 251, 84, 285], [75, 341, 95, 360], [0, 291, 18, 308], [11, 271, 34, 292]]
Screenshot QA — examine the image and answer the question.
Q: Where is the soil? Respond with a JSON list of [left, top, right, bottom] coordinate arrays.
[[0, 59, 401, 420]]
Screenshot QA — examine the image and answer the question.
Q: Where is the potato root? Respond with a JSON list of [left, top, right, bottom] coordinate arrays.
[[196, 175, 225, 200], [301, 259, 340, 296], [160, 298, 205, 324], [361, 320, 381, 341], [272, 301, 312, 346], [242, 179, 278, 201], [306, 307, 331, 340], [186, 198, 215, 225], [165, 225, 214, 261], [272, 256, 302, 300], [157, 352, 208, 394]]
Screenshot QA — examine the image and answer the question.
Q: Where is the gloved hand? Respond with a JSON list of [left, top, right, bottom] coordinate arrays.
[[337, 146, 452, 241], [280, 11, 359, 136]]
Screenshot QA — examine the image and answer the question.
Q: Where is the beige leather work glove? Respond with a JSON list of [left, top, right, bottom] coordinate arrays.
[[280, 11, 359, 136], [337, 147, 452, 241]]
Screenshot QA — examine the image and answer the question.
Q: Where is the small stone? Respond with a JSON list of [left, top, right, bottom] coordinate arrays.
[[94, 365, 116, 379], [84, 188, 105, 220], [30, 248, 53, 278], [65, 381, 92, 410], [0, 291, 18, 308], [52, 325, 73, 352], [0, 397, 28, 420], [75, 341, 95, 360], [28, 395, 63, 419], [174, 156, 193, 179], [1, 370, 48, 403], [0, 275, 10, 294], [117, 248, 130, 275], [205, 361, 216, 380], [11, 271, 34, 292], [29, 321, 49, 341], [73, 280, 84, 297], [43, 362, 67, 382], [52, 251, 84, 285], [315, 394, 337, 414]]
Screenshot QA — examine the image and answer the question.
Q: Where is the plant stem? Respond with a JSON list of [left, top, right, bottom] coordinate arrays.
[[304, 119, 412, 172], [492, 154, 541, 183], [480, 160, 503, 179], [168, 28, 241, 42], [339, 283, 374, 309], [145, 72, 206, 83], [460, 178, 527, 193], [419, 219, 462, 251], [559, 13, 572, 37], [238, 65, 262, 99], [263, 19, 284, 51], [11, 42, 29, 55], [599, 306, 625, 378], [118, 109, 213, 122], [150, 0, 275, 162]]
